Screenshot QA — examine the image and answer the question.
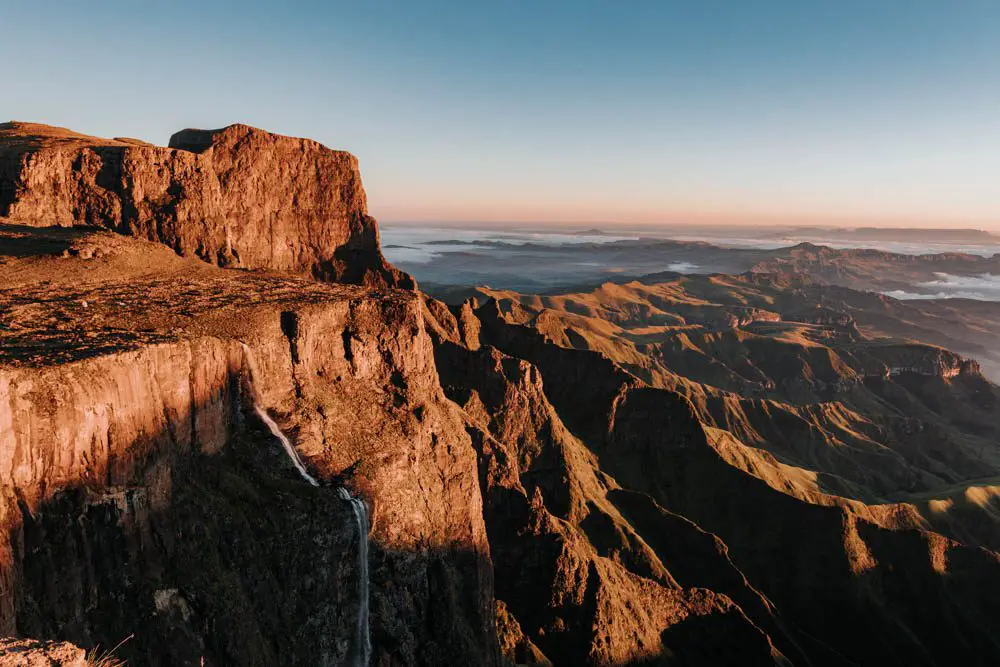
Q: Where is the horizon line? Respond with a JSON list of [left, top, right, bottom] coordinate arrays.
[[378, 218, 1000, 233]]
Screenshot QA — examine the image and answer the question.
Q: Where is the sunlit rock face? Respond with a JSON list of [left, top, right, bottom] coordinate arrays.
[[0, 121, 411, 288]]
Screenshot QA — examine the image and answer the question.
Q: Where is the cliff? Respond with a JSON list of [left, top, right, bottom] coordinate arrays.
[[427, 335, 789, 665], [0, 229, 489, 665], [0, 121, 411, 288]]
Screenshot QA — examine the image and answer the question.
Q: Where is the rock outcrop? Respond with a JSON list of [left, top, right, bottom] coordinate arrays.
[[0, 121, 411, 287], [428, 332, 789, 665]]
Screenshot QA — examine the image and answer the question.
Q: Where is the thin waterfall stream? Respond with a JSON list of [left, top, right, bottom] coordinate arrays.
[[240, 343, 372, 667]]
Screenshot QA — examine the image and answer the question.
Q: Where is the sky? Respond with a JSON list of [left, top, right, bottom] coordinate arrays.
[[3, 1, 1000, 228]]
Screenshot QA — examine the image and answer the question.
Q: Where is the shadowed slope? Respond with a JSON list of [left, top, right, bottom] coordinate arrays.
[[458, 294, 1000, 666]]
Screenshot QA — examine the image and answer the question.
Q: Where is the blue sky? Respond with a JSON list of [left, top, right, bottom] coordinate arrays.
[[4, 1, 1000, 227]]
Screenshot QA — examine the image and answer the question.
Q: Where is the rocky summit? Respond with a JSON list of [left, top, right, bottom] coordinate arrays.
[[3, 122, 1000, 667]]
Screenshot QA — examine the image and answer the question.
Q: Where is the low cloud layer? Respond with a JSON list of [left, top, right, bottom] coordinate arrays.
[[886, 273, 1000, 301]]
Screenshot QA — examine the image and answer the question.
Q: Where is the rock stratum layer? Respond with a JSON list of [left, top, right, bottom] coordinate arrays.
[[0, 121, 410, 287], [5, 122, 1000, 667]]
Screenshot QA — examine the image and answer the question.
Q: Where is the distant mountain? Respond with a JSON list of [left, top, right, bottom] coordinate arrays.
[[782, 226, 1000, 243], [409, 232, 1000, 296]]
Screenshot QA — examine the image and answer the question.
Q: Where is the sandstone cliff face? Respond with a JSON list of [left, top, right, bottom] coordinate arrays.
[[0, 231, 490, 665], [0, 122, 411, 288], [11, 120, 1000, 667]]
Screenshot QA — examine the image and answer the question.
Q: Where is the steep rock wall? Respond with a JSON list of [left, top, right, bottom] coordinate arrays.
[[0, 122, 410, 288], [0, 287, 493, 665]]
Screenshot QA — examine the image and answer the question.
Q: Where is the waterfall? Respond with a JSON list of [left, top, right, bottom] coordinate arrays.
[[240, 344, 320, 487], [239, 343, 372, 667], [337, 487, 372, 667]]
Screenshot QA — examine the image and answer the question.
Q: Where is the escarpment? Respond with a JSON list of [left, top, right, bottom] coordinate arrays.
[[0, 121, 411, 288], [0, 226, 491, 665]]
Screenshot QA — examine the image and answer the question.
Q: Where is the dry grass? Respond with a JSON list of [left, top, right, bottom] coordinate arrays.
[[85, 634, 132, 667]]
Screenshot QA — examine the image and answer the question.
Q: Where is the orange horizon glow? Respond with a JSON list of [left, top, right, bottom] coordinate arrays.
[[372, 202, 1000, 231]]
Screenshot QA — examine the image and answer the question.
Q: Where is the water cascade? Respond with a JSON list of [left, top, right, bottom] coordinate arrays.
[[240, 343, 372, 666], [336, 487, 372, 665]]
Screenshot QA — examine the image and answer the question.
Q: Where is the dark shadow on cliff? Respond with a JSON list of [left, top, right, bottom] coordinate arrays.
[[1, 385, 494, 667], [0, 223, 97, 258], [5, 400, 358, 666]]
